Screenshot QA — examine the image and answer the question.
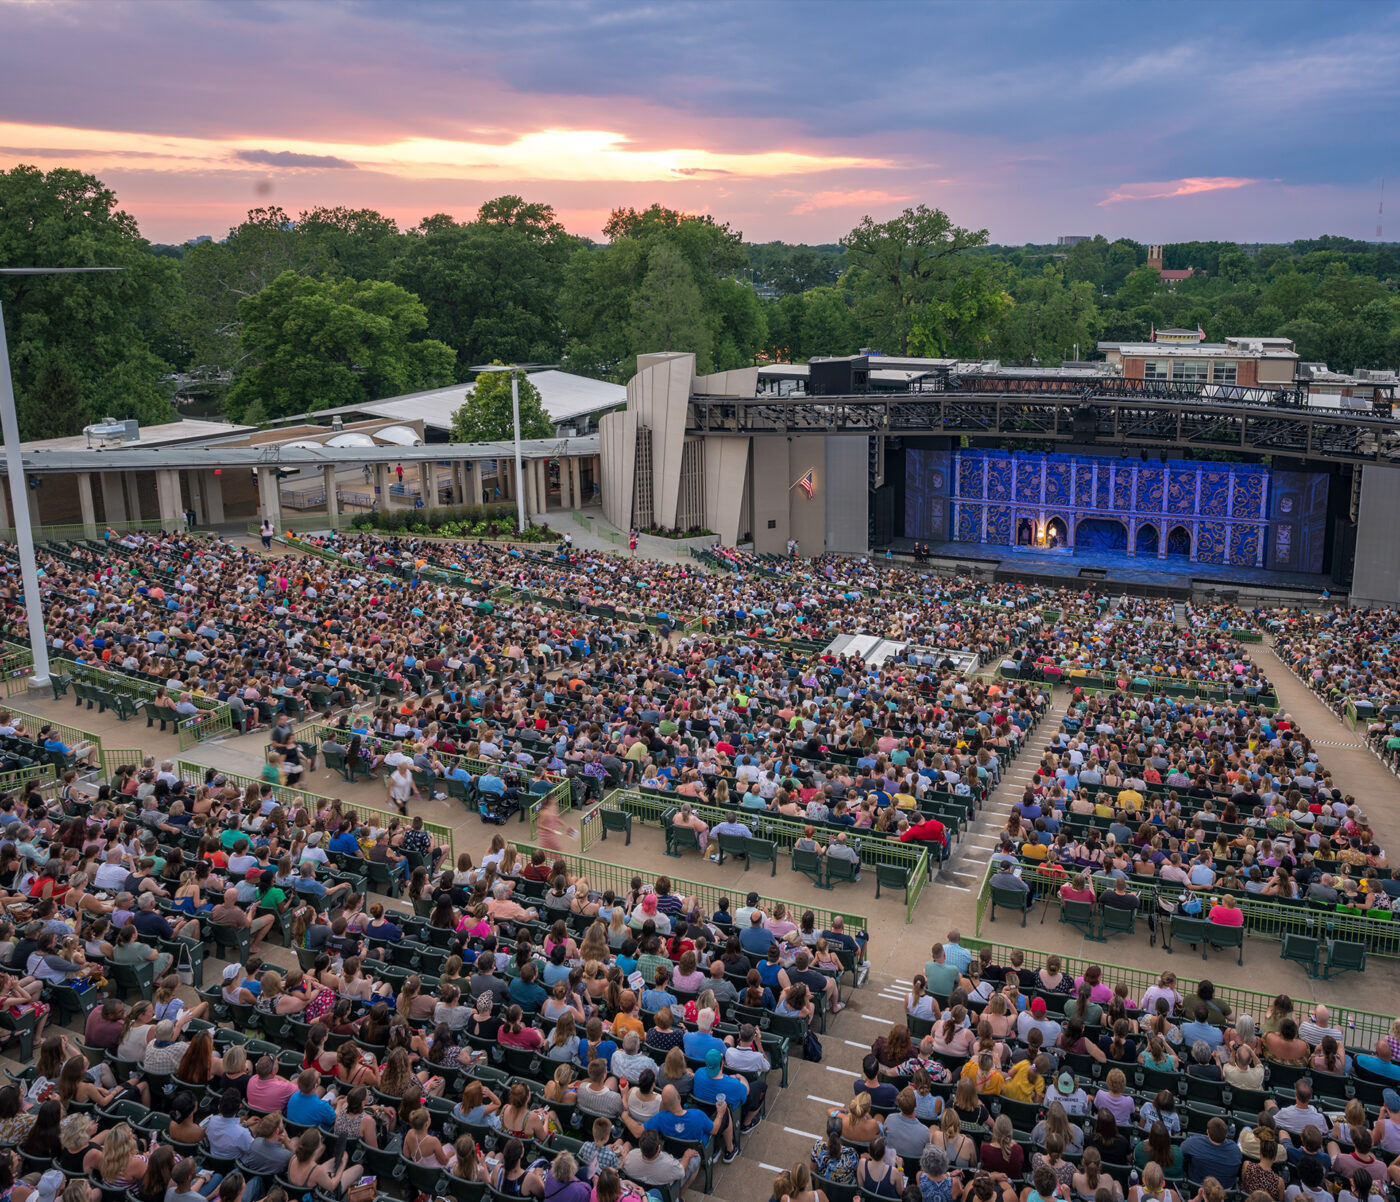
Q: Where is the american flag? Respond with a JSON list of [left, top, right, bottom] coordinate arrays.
[[795, 468, 815, 498]]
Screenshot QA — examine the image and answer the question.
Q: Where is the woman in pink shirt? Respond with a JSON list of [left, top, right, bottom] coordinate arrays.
[[497, 1005, 544, 1051], [1074, 965, 1114, 1005], [1208, 895, 1244, 926]]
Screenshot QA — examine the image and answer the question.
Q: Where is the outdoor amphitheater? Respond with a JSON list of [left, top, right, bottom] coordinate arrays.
[[0, 516, 1393, 1202]]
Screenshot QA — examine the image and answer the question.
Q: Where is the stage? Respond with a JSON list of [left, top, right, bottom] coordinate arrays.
[[886, 537, 1338, 596]]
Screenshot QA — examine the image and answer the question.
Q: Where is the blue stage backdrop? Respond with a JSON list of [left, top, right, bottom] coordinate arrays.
[[904, 449, 1328, 573]]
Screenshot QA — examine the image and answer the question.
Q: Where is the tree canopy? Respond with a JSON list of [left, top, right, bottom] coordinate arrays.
[[224, 271, 455, 422], [0, 165, 181, 439], [7, 163, 1400, 439], [450, 365, 553, 443]]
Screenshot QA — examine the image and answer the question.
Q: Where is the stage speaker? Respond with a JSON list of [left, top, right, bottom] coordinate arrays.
[[1072, 403, 1097, 442]]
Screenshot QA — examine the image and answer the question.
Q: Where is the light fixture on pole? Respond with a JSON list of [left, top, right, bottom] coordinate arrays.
[[467, 363, 559, 535], [0, 266, 122, 689]]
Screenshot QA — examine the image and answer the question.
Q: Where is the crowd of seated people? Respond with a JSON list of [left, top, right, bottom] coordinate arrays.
[[766, 949, 1400, 1202], [0, 712, 877, 1202], [980, 683, 1396, 918]]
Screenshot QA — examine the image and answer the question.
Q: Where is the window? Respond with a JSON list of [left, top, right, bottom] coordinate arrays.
[[1213, 361, 1237, 384], [1143, 359, 1169, 381], [1172, 360, 1209, 383]]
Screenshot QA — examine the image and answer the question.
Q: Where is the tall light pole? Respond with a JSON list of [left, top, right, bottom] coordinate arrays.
[[0, 267, 122, 688], [468, 363, 559, 535]]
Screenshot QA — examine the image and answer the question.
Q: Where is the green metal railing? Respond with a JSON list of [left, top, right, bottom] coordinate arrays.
[[0, 518, 181, 543], [0, 704, 96, 761], [579, 803, 603, 852], [974, 860, 1400, 958], [508, 842, 868, 936], [601, 788, 931, 922], [48, 657, 233, 747], [0, 763, 57, 797], [100, 748, 143, 779], [173, 758, 455, 859], [962, 935, 1395, 1050]]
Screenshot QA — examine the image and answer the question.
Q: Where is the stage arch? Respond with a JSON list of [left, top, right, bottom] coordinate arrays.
[[1166, 524, 1192, 558], [1076, 517, 1128, 552], [1045, 516, 1068, 547], [1135, 522, 1159, 556]]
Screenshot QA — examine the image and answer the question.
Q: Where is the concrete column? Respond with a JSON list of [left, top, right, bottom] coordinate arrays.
[[256, 469, 282, 530], [201, 472, 225, 525], [418, 462, 433, 509], [123, 473, 142, 522], [26, 480, 41, 531], [156, 469, 183, 529], [78, 473, 97, 538], [536, 459, 550, 512], [558, 457, 572, 510], [201, 472, 225, 523], [100, 474, 127, 524], [522, 458, 536, 517], [323, 466, 340, 526], [570, 457, 583, 510], [373, 464, 389, 513]]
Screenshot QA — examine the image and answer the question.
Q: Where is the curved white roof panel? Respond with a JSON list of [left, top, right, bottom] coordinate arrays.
[[372, 425, 423, 446], [325, 432, 377, 448]]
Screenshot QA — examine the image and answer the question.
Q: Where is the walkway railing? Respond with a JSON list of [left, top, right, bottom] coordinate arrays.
[[173, 758, 455, 859], [508, 842, 867, 936], [599, 789, 929, 923], [962, 934, 1395, 1050], [974, 860, 1400, 958]]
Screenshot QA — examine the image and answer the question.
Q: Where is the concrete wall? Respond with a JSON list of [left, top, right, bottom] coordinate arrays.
[[629, 353, 695, 529], [598, 410, 637, 529], [750, 435, 791, 555], [701, 436, 751, 546], [746, 434, 870, 555], [825, 435, 870, 553], [1352, 464, 1400, 606]]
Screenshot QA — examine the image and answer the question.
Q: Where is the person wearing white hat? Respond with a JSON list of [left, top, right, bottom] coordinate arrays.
[[222, 963, 256, 1006]]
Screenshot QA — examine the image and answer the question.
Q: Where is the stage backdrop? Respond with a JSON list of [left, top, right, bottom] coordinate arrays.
[[905, 449, 1328, 572]]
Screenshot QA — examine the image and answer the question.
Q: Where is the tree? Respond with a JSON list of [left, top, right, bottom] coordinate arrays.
[[450, 365, 553, 442], [294, 206, 402, 280], [907, 261, 1015, 358], [0, 165, 179, 439], [225, 272, 455, 422], [393, 199, 578, 379], [629, 242, 711, 368], [840, 204, 990, 354]]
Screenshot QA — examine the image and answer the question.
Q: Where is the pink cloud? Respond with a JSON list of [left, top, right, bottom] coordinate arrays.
[[1098, 177, 1262, 205], [787, 188, 914, 215]]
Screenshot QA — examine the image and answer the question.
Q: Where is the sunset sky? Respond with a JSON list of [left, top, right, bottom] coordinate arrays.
[[1, 0, 1394, 246]]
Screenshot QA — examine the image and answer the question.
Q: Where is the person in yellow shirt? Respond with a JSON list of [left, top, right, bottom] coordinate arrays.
[[893, 789, 918, 811], [1117, 787, 1144, 812], [1021, 835, 1049, 862], [959, 1051, 1004, 1095], [1002, 1053, 1051, 1104]]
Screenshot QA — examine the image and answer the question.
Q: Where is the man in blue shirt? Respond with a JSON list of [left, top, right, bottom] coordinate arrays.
[[692, 1047, 764, 1133], [284, 1070, 336, 1130], [1179, 1003, 1224, 1051], [627, 1084, 735, 1164], [738, 913, 774, 959], [507, 963, 548, 1013], [1181, 1117, 1242, 1186], [681, 1010, 726, 1063], [328, 828, 361, 857]]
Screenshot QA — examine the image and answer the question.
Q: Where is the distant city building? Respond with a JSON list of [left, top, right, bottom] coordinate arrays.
[[185, 235, 212, 245], [1298, 363, 1398, 409], [1097, 334, 1298, 387], [1145, 244, 1196, 285], [1057, 235, 1092, 247]]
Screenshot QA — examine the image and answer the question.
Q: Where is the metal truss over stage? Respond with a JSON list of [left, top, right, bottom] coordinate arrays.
[[689, 384, 1400, 466]]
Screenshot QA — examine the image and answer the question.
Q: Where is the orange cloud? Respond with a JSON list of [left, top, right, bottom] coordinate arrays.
[[788, 188, 915, 214], [1098, 177, 1261, 205], [0, 121, 886, 183]]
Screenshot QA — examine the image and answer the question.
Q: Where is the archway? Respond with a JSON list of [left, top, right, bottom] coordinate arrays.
[[1166, 524, 1192, 558], [1135, 523, 1159, 556], [1017, 517, 1036, 546], [1076, 517, 1128, 553], [1045, 516, 1068, 548]]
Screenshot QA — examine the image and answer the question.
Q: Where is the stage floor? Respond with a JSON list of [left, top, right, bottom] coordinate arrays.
[[887, 538, 1335, 592]]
